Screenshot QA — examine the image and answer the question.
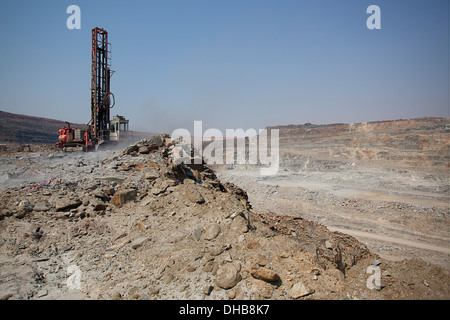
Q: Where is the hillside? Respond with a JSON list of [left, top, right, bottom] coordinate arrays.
[[0, 111, 87, 144], [0, 110, 151, 145], [269, 117, 450, 171]]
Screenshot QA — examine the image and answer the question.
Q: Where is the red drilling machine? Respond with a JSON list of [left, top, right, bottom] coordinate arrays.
[[56, 27, 129, 151]]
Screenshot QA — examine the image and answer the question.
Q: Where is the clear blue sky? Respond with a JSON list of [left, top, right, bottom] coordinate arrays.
[[0, 0, 448, 133]]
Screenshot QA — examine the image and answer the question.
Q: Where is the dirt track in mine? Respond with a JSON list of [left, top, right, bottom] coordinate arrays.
[[217, 165, 449, 269]]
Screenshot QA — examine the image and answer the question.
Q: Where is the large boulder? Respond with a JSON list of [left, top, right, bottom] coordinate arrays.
[[183, 187, 205, 204], [215, 263, 242, 289], [145, 135, 165, 147]]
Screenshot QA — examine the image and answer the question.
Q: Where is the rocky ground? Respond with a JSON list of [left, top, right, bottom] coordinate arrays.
[[0, 133, 449, 300]]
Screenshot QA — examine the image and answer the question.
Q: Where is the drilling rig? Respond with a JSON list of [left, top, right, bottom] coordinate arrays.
[[56, 27, 129, 151]]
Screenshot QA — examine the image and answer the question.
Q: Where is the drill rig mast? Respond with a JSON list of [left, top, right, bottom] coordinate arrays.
[[56, 27, 129, 151], [90, 27, 113, 144]]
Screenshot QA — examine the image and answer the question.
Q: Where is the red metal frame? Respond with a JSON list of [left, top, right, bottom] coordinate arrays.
[[56, 27, 115, 151]]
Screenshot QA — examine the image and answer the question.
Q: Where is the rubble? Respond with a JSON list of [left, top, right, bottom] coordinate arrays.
[[0, 133, 448, 300]]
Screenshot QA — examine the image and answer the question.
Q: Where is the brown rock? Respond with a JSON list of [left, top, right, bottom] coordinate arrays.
[[231, 214, 248, 233], [203, 224, 221, 240], [250, 267, 280, 282], [184, 188, 205, 204], [124, 145, 138, 154], [138, 146, 151, 154], [103, 187, 115, 196], [16, 200, 32, 218], [92, 201, 107, 211], [1, 294, 13, 300], [203, 260, 219, 274], [255, 254, 269, 267], [326, 268, 345, 282], [215, 263, 242, 289], [55, 198, 81, 212], [289, 281, 313, 298], [82, 196, 90, 206], [111, 292, 122, 300], [163, 274, 174, 284], [2, 209, 13, 217], [18, 200, 32, 212], [209, 247, 225, 256], [108, 239, 130, 250], [131, 237, 149, 249], [33, 201, 50, 212], [203, 284, 213, 295], [144, 172, 159, 180], [252, 281, 274, 299], [146, 135, 165, 147], [111, 189, 137, 207]]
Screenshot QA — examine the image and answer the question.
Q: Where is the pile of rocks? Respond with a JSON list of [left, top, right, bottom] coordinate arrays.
[[0, 135, 448, 300], [123, 134, 169, 156]]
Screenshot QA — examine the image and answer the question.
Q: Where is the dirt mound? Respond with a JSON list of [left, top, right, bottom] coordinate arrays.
[[254, 212, 373, 273], [0, 136, 448, 300]]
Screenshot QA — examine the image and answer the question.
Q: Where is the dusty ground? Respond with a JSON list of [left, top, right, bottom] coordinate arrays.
[[217, 164, 449, 268], [0, 124, 448, 300]]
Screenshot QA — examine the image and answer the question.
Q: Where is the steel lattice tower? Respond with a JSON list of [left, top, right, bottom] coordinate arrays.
[[90, 27, 112, 142]]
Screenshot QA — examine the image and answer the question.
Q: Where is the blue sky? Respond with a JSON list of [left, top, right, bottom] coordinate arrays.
[[0, 0, 448, 133]]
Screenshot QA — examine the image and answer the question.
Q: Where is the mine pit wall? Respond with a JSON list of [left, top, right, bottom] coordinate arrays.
[[213, 118, 449, 269], [268, 117, 449, 173], [204, 118, 449, 173]]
